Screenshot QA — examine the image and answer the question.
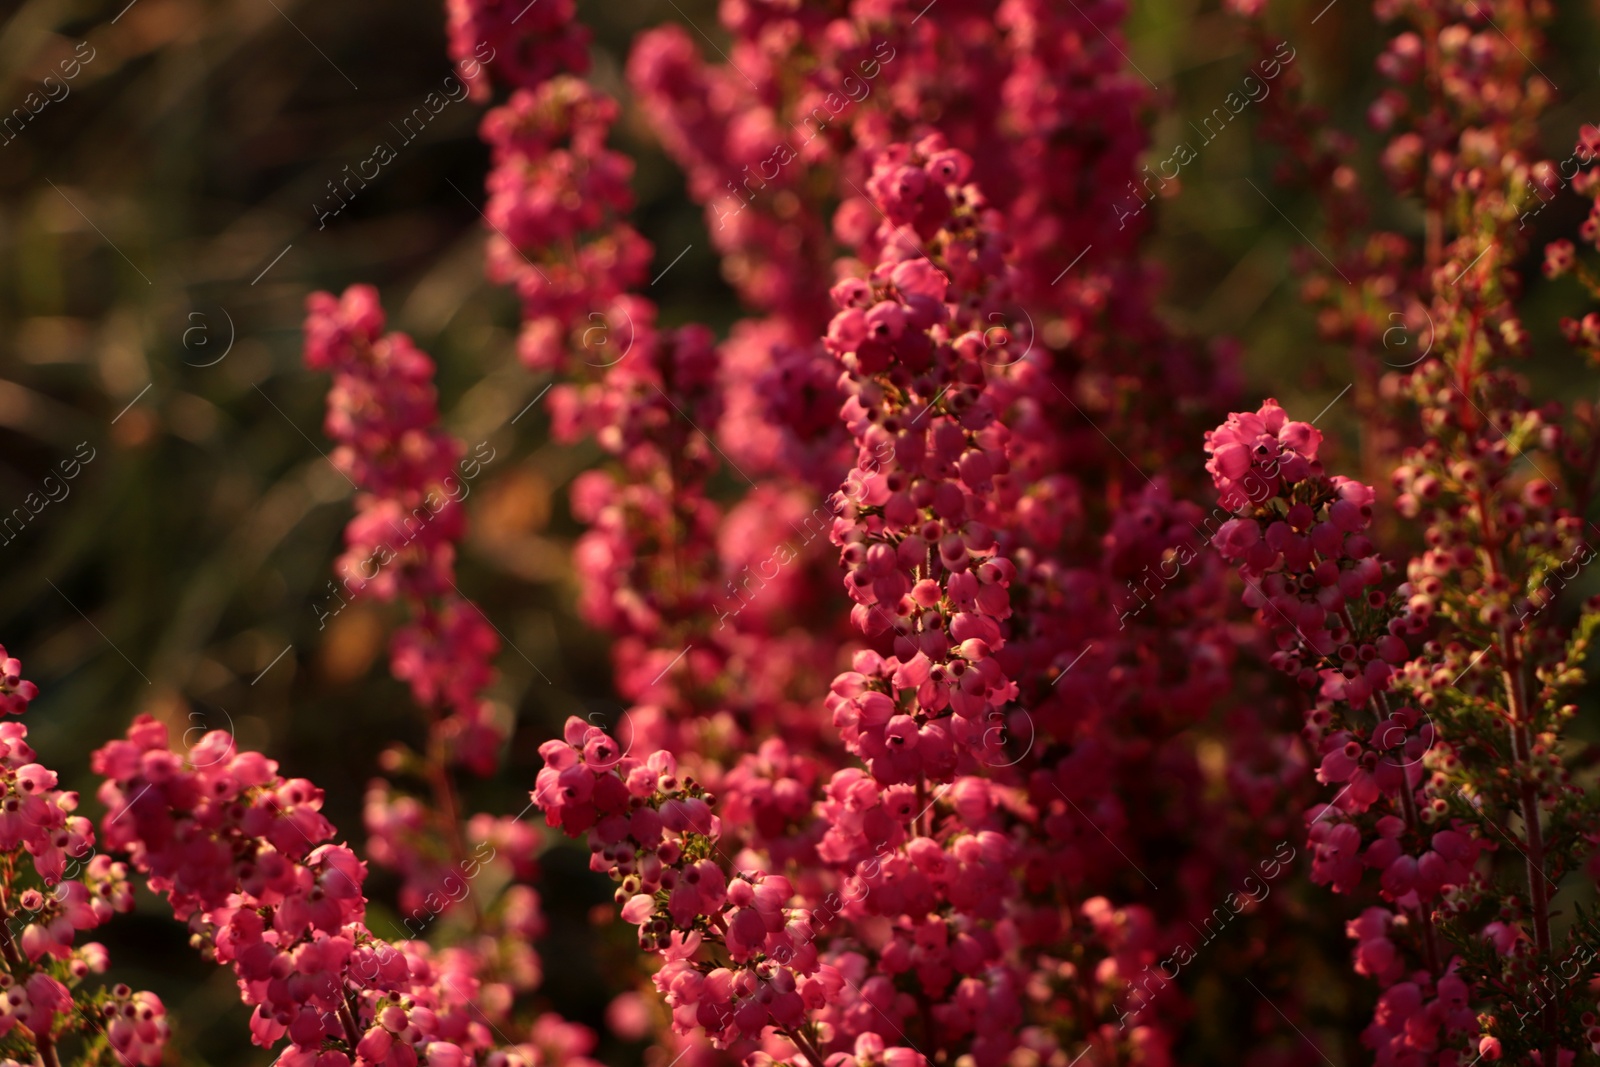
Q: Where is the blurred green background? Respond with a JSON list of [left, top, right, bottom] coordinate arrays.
[[4, 0, 1600, 1062]]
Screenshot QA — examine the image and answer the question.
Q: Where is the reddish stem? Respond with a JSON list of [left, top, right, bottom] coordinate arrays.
[[1503, 639, 1555, 1063], [424, 710, 483, 931], [1361, 633, 1444, 976], [782, 1026, 829, 1067]]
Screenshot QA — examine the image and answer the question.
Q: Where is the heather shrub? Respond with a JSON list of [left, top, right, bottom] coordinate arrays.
[[6, 0, 1600, 1065]]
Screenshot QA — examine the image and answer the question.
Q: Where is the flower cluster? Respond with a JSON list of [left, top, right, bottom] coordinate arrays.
[[444, 0, 587, 100], [0, 650, 37, 717], [481, 80, 651, 373], [304, 284, 504, 776], [0, 655, 168, 1067], [534, 717, 918, 1063], [94, 715, 599, 1067], [1206, 392, 1600, 1062], [819, 139, 1026, 784], [1206, 400, 1415, 704]]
